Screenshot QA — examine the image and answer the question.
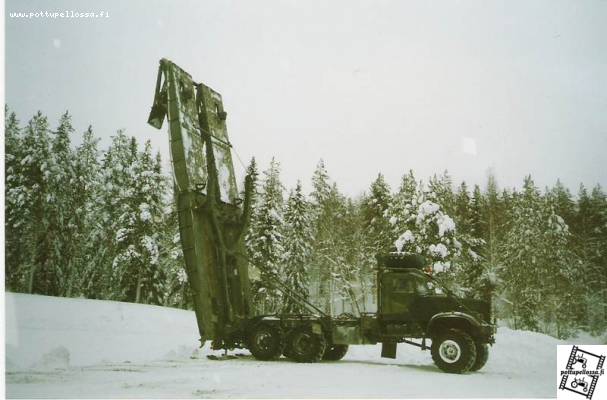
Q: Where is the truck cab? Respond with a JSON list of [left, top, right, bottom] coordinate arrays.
[[376, 253, 496, 373]]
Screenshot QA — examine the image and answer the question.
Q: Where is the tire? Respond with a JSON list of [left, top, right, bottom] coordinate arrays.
[[571, 381, 578, 388], [469, 342, 489, 372], [431, 329, 477, 374], [323, 344, 349, 361], [286, 327, 327, 363], [248, 323, 282, 361]]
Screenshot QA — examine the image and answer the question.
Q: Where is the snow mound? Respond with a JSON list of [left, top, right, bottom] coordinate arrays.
[[5, 292, 200, 370]]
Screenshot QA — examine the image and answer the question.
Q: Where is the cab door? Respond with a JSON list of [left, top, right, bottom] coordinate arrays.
[[380, 272, 417, 321]]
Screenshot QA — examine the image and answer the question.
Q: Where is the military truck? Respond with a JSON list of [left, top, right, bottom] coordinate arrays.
[[147, 58, 496, 374]]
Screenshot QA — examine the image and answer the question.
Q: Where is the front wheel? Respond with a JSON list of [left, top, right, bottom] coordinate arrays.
[[286, 327, 326, 363], [431, 330, 477, 374], [248, 323, 282, 361]]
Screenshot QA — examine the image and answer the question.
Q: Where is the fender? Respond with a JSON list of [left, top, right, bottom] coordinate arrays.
[[426, 311, 483, 336]]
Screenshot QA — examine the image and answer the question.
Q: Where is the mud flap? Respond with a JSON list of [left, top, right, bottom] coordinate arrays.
[[381, 341, 397, 359]]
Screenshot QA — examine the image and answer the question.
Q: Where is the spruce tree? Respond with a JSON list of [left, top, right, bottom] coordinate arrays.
[[309, 159, 334, 312], [453, 181, 487, 295], [5, 109, 27, 290], [389, 178, 460, 274], [112, 140, 167, 304], [361, 173, 392, 250], [97, 130, 135, 299], [498, 176, 579, 337], [282, 181, 314, 313], [428, 170, 455, 216], [247, 158, 285, 313], [483, 174, 504, 277], [73, 126, 103, 298], [574, 184, 607, 333], [47, 112, 79, 296], [20, 112, 54, 294]]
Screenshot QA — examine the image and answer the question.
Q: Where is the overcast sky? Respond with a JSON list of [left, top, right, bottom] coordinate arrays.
[[6, 0, 607, 197]]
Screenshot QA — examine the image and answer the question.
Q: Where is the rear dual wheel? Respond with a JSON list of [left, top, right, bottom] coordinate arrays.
[[285, 327, 327, 363], [248, 323, 282, 361], [323, 344, 349, 361]]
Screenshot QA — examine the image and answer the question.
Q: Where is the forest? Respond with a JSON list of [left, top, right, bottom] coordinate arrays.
[[4, 108, 607, 339]]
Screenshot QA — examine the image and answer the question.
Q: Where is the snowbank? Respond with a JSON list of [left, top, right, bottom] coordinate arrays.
[[5, 292, 200, 370]]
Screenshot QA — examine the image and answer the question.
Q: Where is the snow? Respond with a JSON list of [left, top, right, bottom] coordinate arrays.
[[416, 200, 440, 225], [5, 292, 575, 398], [437, 214, 456, 236], [269, 208, 283, 223], [139, 203, 152, 222], [394, 230, 415, 252], [429, 243, 448, 258], [468, 248, 481, 261], [115, 228, 129, 243], [433, 261, 450, 273], [141, 235, 159, 265]]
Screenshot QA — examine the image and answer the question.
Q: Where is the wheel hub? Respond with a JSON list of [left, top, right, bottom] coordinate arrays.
[[439, 339, 461, 364]]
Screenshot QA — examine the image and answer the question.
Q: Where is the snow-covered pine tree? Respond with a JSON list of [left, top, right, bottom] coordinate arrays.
[[308, 159, 334, 312], [452, 182, 484, 292], [498, 177, 543, 330], [388, 170, 418, 240], [361, 173, 392, 250], [454, 181, 473, 235], [5, 108, 29, 290], [389, 178, 460, 275], [482, 174, 504, 281], [450, 181, 492, 297], [19, 112, 54, 294], [548, 180, 576, 228], [96, 130, 136, 299], [330, 193, 367, 314], [47, 112, 79, 297], [112, 140, 167, 304], [427, 170, 455, 216], [158, 195, 189, 309], [573, 184, 607, 333], [497, 176, 579, 337], [470, 184, 485, 240], [358, 173, 392, 307], [539, 190, 581, 338], [72, 126, 104, 298], [281, 181, 314, 313], [247, 158, 285, 313]]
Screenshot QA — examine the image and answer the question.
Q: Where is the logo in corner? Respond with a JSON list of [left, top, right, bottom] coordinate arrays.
[[558, 345, 606, 399]]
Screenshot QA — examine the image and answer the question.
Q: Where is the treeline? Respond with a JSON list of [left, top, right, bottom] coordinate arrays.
[[5, 108, 188, 307], [247, 159, 607, 339], [5, 108, 607, 339]]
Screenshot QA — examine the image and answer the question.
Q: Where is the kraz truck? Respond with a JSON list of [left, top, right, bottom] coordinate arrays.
[[147, 58, 496, 374]]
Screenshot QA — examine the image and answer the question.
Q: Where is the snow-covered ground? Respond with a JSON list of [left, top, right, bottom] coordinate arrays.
[[4, 292, 602, 398]]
